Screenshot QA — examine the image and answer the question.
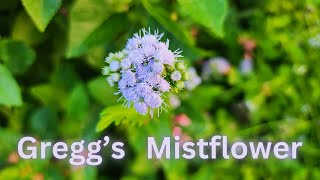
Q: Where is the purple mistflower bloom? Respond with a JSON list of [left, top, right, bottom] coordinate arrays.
[[158, 78, 170, 92], [126, 34, 142, 50], [103, 28, 188, 116], [150, 61, 164, 74], [128, 49, 144, 65], [155, 49, 175, 66], [122, 87, 138, 102], [120, 58, 131, 69], [145, 92, 163, 109], [141, 34, 159, 47], [134, 102, 148, 115]]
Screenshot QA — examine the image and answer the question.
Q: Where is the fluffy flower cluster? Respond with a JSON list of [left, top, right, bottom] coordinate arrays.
[[102, 29, 189, 116]]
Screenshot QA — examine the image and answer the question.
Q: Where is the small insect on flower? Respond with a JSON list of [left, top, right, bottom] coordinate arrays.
[[102, 28, 189, 117]]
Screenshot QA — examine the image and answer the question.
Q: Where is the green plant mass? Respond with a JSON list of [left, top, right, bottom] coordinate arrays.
[[0, 0, 320, 179]]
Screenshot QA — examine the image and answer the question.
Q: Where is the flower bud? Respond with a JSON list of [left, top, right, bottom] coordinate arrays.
[[181, 71, 191, 81], [102, 67, 110, 75], [176, 81, 185, 90], [166, 64, 175, 72], [176, 61, 186, 71]]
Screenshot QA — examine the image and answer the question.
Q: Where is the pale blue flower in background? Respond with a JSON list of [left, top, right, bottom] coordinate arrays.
[[308, 34, 320, 48], [169, 94, 181, 109], [239, 58, 253, 74], [185, 67, 201, 90], [202, 57, 231, 80]]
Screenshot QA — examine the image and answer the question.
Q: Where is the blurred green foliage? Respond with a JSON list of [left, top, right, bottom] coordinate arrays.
[[0, 0, 320, 179]]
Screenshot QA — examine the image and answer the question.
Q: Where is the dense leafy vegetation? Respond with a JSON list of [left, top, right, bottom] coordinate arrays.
[[0, 0, 320, 179]]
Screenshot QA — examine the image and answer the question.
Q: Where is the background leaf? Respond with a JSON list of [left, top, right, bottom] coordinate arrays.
[[0, 65, 22, 106], [178, 0, 228, 37], [67, 14, 129, 58], [61, 84, 90, 138], [66, 0, 131, 58], [21, 0, 62, 32], [0, 128, 20, 163], [0, 0, 319, 179], [0, 39, 36, 75], [142, 0, 194, 46], [11, 12, 46, 46], [142, 0, 210, 62], [28, 107, 58, 139], [0, 0, 19, 11], [87, 77, 118, 105]]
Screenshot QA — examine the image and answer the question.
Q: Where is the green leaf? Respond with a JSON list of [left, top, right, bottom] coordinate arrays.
[[0, 65, 22, 106], [11, 12, 45, 46], [7, 106, 29, 132], [50, 63, 81, 91], [0, 128, 21, 162], [187, 85, 223, 111], [67, 14, 129, 58], [30, 84, 68, 109], [66, 84, 89, 121], [178, 0, 228, 37], [0, 39, 36, 75], [87, 77, 118, 105], [61, 84, 89, 138], [88, 77, 120, 105], [21, 0, 62, 32], [29, 107, 58, 139], [67, 0, 131, 58], [142, 0, 194, 46], [142, 1, 211, 62], [96, 105, 148, 132]]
